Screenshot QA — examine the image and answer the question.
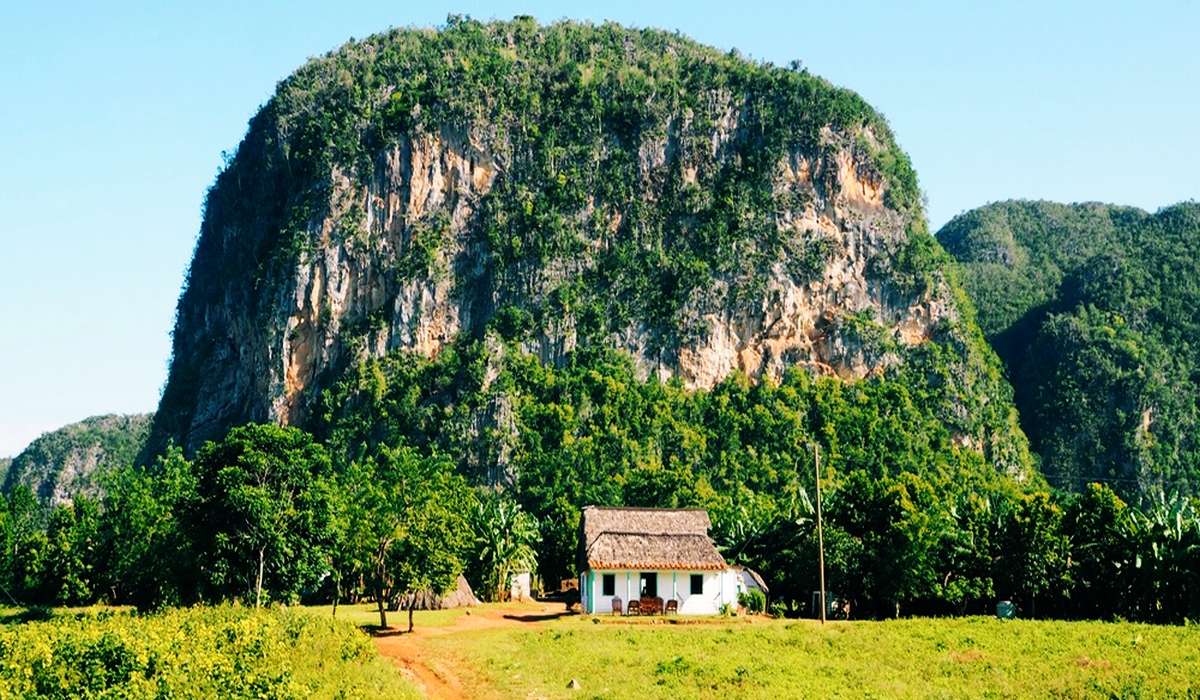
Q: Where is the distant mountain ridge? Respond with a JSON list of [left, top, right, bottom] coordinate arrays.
[[939, 200, 1200, 499], [2, 413, 152, 506]]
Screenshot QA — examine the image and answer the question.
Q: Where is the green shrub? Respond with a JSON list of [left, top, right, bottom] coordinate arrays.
[[738, 589, 767, 614]]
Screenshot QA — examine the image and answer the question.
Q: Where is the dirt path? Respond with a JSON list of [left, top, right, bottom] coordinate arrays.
[[372, 601, 571, 699]]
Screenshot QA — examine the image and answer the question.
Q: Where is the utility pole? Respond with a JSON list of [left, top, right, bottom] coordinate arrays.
[[814, 442, 826, 624]]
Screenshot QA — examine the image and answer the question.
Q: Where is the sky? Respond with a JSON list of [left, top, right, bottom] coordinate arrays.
[[0, 1, 1197, 457]]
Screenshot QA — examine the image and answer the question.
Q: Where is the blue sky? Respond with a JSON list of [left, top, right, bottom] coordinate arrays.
[[1, 1, 1197, 456]]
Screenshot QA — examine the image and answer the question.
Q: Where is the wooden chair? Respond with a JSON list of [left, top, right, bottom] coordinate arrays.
[[611, 597, 622, 615], [640, 596, 663, 615], [665, 599, 678, 615], [626, 599, 640, 616]]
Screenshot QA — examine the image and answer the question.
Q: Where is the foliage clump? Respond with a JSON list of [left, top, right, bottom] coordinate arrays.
[[0, 606, 418, 699], [313, 339, 1200, 622]]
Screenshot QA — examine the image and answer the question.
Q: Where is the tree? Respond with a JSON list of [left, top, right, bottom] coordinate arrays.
[[96, 447, 196, 608], [994, 492, 1070, 618], [1062, 483, 1129, 618], [340, 445, 472, 631], [931, 491, 997, 615], [470, 491, 539, 601], [189, 424, 333, 606], [392, 476, 472, 632], [830, 470, 941, 617], [43, 497, 100, 605], [1121, 493, 1200, 622], [3, 486, 47, 603]]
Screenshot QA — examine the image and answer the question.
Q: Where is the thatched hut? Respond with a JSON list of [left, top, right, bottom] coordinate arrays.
[[577, 506, 743, 615], [397, 574, 480, 611]]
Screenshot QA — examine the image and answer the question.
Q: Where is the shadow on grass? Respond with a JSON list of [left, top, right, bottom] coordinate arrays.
[[367, 625, 415, 637], [0, 606, 53, 624], [502, 610, 576, 623]]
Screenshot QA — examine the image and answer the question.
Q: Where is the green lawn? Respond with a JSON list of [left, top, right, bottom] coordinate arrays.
[[428, 615, 1200, 699]]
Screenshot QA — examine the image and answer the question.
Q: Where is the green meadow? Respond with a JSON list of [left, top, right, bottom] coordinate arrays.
[[428, 615, 1200, 699]]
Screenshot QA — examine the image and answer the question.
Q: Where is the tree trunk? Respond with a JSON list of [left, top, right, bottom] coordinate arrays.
[[332, 575, 340, 617], [255, 547, 265, 608], [376, 558, 389, 628], [377, 589, 388, 629], [408, 595, 416, 633]]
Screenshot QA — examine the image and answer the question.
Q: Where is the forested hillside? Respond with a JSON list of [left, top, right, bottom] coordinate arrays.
[[2, 19, 1198, 626], [1, 414, 152, 505], [940, 201, 1200, 500]]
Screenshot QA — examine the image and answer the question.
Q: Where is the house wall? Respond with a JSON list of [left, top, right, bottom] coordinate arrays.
[[583, 569, 739, 615], [509, 571, 532, 600]]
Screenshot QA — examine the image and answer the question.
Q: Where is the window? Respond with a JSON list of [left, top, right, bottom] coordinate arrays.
[[690, 574, 703, 595], [602, 574, 615, 596], [640, 572, 658, 597]]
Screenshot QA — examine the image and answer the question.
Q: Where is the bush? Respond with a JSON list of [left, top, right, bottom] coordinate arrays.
[[0, 606, 418, 699], [739, 589, 767, 614], [734, 590, 763, 614]]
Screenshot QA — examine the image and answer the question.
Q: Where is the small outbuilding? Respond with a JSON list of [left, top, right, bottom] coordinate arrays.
[[735, 566, 769, 601], [400, 574, 481, 610], [578, 506, 741, 615], [509, 570, 532, 600]]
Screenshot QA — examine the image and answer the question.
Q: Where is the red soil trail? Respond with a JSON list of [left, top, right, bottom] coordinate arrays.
[[372, 601, 570, 699]]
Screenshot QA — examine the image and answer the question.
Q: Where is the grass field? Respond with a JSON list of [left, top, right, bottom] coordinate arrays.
[[4, 603, 1198, 698], [425, 614, 1200, 699]]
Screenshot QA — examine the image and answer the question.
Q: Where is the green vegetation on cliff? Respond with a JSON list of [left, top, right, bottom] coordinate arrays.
[[2, 414, 152, 506], [940, 201, 1200, 499], [317, 337, 1030, 607]]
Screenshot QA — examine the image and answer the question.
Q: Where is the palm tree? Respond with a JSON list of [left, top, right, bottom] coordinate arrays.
[[472, 492, 540, 601]]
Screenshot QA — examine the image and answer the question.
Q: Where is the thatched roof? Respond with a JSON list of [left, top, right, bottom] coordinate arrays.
[[737, 565, 770, 593], [580, 506, 726, 571], [399, 574, 480, 610], [581, 506, 711, 543], [586, 532, 727, 570]]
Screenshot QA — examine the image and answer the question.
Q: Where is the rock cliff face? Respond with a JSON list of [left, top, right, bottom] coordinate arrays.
[[3, 414, 152, 506], [148, 19, 1026, 476], [269, 127, 943, 417]]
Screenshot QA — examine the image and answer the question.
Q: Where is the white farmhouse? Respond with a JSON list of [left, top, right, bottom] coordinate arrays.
[[578, 506, 742, 615]]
